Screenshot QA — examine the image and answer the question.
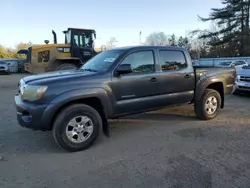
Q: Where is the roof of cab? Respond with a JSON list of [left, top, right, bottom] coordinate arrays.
[[67, 28, 95, 32], [111, 45, 186, 51]]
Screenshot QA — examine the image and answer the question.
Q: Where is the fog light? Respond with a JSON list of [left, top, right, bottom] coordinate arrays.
[[21, 110, 32, 122]]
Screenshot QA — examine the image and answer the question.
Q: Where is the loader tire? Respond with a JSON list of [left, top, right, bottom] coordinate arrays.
[[55, 63, 77, 71]]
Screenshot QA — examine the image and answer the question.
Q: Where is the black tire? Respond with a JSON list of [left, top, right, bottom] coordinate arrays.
[[52, 104, 102, 152], [55, 63, 77, 71], [194, 89, 221, 120]]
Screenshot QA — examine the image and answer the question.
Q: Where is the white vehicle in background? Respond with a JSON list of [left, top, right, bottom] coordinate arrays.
[[0, 59, 10, 74], [217, 60, 248, 71], [233, 64, 250, 94]]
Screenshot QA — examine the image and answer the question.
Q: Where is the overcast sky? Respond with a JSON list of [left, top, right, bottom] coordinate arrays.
[[1, 0, 222, 48]]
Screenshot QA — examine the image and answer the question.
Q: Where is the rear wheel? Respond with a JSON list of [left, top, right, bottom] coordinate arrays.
[[195, 89, 221, 120], [53, 104, 102, 152]]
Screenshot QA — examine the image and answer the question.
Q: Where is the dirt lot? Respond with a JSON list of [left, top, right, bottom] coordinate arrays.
[[0, 74, 250, 188]]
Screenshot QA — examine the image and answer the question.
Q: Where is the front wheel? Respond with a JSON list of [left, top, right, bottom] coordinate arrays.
[[53, 104, 102, 152], [194, 89, 221, 120]]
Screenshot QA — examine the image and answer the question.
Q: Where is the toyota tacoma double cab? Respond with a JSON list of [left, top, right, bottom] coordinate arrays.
[[15, 46, 236, 152]]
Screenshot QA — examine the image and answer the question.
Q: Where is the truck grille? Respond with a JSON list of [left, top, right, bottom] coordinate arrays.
[[240, 76, 250, 82], [239, 86, 250, 90]]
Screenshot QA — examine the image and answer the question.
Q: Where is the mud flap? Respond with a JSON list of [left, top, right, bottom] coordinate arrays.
[[102, 117, 110, 137], [231, 85, 237, 94]]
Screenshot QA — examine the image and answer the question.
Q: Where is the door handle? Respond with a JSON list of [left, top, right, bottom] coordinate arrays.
[[149, 77, 157, 82], [184, 74, 190, 78]]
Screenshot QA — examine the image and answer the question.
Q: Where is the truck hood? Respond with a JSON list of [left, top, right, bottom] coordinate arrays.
[[0, 64, 8, 68], [23, 70, 94, 84], [237, 69, 250, 76]]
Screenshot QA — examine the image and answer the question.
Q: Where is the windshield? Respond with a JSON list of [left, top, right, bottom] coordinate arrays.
[[235, 61, 245, 64], [218, 61, 231, 66], [80, 50, 123, 72], [243, 64, 250, 69]]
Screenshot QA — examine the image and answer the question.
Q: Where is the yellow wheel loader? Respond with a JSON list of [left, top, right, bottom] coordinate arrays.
[[18, 28, 106, 74]]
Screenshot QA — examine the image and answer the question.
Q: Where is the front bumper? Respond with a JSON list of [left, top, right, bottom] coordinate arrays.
[[15, 94, 52, 131], [234, 81, 250, 93]]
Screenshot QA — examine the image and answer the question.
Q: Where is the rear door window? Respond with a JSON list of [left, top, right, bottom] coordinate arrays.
[[159, 50, 188, 71]]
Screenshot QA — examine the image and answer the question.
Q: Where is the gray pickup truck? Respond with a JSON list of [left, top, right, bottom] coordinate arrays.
[[15, 46, 236, 152]]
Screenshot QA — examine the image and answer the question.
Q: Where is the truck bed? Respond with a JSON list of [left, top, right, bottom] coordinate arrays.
[[194, 66, 236, 95]]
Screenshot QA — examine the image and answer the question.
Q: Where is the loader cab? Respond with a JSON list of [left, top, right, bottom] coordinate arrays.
[[63, 28, 97, 63]]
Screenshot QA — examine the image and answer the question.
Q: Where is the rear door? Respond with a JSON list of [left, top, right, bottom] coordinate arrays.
[[111, 49, 162, 115], [157, 49, 195, 105]]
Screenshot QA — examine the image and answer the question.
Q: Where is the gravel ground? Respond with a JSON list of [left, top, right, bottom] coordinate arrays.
[[0, 73, 250, 188]]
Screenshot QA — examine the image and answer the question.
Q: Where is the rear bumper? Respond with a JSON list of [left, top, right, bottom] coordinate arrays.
[[15, 94, 52, 131]]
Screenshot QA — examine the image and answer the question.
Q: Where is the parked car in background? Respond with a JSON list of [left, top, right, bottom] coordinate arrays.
[[0, 59, 10, 74], [233, 64, 250, 94], [217, 60, 248, 70], [4, 59, 19, 73]]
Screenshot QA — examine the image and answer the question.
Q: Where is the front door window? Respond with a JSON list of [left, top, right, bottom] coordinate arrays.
[[120, 51, 155, 74]]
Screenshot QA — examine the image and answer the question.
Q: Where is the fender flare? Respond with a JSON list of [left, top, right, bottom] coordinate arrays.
[[194, 77, 225, 107], [42, 88, 114, 131]]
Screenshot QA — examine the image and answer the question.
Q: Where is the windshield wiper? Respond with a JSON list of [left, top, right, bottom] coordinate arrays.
[[81, 68, 97, 72]]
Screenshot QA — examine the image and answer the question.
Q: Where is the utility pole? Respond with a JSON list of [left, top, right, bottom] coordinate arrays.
[[139, 31, 142, 45]]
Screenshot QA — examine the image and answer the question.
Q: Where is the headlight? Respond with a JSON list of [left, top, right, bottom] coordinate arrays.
[[236, 75, 241, 82], [20, 85, 48, 101], [57, 47, 70, 53]]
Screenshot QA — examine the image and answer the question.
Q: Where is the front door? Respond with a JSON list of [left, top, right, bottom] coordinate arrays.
[[111, 50, 161, 115]]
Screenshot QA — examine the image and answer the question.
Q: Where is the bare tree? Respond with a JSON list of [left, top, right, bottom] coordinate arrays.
[[106, 37, 118, 49], [168, 34, 177, 46], [15, 41, 33, 50], [145, 32, 168, 46]]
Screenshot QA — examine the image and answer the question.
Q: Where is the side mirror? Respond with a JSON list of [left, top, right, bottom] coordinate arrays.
[[44, 40, 49, 44], [242, 65, 247, 69], [116, 64, 132, 75]]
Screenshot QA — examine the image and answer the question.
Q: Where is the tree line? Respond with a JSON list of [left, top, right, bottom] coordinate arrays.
[[144, 0, 250, 58], [2, 0, 250, 59], [0, 42, 32, 59], [191, 0, 250, 57]]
